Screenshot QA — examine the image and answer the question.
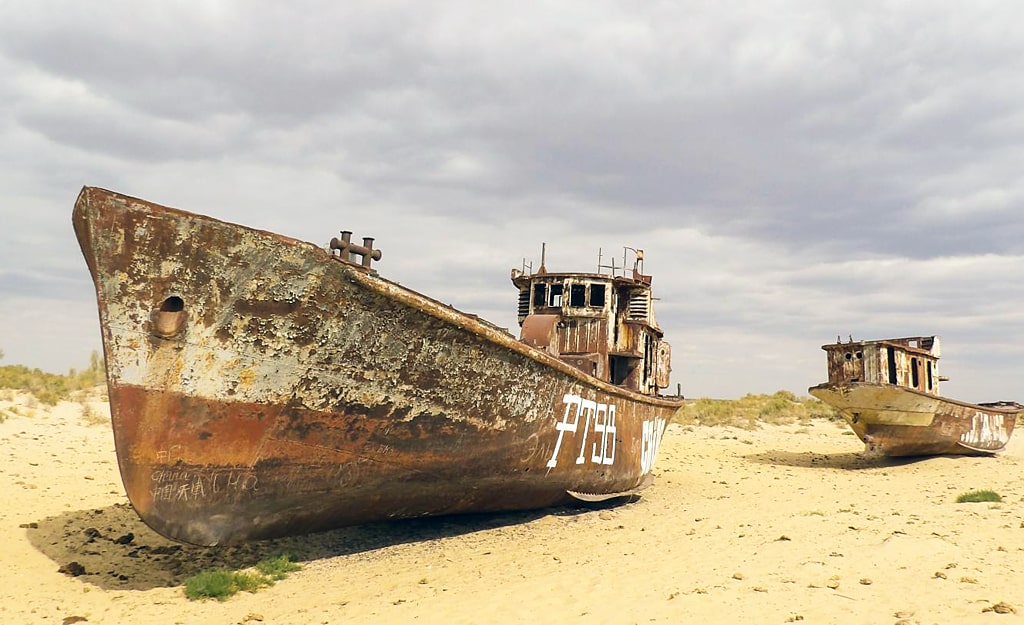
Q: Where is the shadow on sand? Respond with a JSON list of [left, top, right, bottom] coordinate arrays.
[[26, 497, 634, 592], [743, 449, 936, 471]]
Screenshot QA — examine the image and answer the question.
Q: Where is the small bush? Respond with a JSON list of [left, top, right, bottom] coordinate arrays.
[[184, 555, 302, 601], [256, 554, 302, 580], [184, 570, 242, 601], [233, 571, 273, 593], [184, 569, 272, 601], [956, 490, 1002, 503]]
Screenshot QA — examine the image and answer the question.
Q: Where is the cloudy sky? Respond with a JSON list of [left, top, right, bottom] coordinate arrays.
[[2, 1, 1022, 401]]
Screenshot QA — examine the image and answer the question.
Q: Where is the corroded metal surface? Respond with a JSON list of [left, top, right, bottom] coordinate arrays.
[[73, 187, 684, 545], [809, 382, 1019, 456], [822, 335, 943, 393], [510, 267, 670, 396], [810, 336, 1020, 456]]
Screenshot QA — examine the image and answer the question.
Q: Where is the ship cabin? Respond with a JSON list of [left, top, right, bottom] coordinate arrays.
[[510, 256, 671, 396], [821, 335, 946, 396]]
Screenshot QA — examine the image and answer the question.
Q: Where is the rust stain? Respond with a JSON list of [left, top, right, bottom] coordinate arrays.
[[810, 335, 1021, 456], [73, 187, 685, 545]]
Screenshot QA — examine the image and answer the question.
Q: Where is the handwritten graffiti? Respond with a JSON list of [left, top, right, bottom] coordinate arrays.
[[151, 469, 258, 503], [547, 393, 617, 468], [334, 456, 376, 488], [154, 445, 184, 464], [961, 412, 1009, 450], [641, 418, 666, 474]]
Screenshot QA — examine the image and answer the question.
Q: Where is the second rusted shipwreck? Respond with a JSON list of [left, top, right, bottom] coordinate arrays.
[[809, 336, 1021, 456], [73, 187, 685, 546]]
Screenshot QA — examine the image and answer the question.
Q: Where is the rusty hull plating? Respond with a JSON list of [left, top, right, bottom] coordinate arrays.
[[72, 187, 684, 545], [809, 336, 1021, 456]]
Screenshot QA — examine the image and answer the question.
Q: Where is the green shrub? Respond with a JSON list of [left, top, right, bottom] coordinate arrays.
[[183, 569, 272, 601], [233, 571, 273, 593], [956, 490, 1002, 503], [184, 570, 242, 601], [184, 555, 302, 601], [256, 554, 302, 580]]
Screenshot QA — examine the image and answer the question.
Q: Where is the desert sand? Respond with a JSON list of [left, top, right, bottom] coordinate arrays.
[[1, 392, 1021, 625]]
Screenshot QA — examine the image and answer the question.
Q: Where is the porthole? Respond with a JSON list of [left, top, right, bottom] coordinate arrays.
[[152, 296, 187, 338]]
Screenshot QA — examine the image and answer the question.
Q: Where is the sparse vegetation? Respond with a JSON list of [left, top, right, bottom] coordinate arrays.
[[184, 555, 303, 601], [184, 570, 265, 600], [675, 391, 839, 429], [956, 489, 1002, 503], [0, 350, 105, 406], [256, 554, 303, 580], [79, 402, 109, 426]]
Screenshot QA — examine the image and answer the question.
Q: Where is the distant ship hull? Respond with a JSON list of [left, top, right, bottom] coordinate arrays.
[[809, 382, 1019, 456], [73, 187, 683, 546]]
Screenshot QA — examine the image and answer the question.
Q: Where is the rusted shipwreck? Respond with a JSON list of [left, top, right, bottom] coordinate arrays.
[[73, 187, 684, 546], [809, 336, 1020, 456]]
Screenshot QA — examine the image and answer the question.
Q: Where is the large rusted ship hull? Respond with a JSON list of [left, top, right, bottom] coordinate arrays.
[[73, 187, 683, 546], [809, 382, 1020, 456]]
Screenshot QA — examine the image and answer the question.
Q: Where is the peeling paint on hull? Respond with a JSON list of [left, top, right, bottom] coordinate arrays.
[[809, 382, 1020, 457], [73, 187, 684, 545]]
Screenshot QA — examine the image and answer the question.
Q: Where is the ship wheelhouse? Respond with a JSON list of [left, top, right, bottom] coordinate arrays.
[[821, 335, 945, 396], [511, 252, 671, 396]]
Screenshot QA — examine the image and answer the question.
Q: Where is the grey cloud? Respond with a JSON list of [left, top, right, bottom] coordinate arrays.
[[0, 268, 91, 302], [2, 1, 1024, 399], [6, 2, 1021, 256]]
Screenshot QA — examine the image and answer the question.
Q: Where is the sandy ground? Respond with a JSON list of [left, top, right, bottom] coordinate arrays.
[[1, 392, 1022, 625]]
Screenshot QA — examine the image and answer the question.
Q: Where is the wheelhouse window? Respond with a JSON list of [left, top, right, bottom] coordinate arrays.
[[569, 284, 587, 307], [532, 283, 547, 307], [548, 283, 563, 307], [529, 280, 608, 310]]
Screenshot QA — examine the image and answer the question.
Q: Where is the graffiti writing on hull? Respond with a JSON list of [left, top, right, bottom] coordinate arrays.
[[961, 412, 1009, 450], [151, 469, 259, 503], [640, 418, 665, 474], [547, 393, 617, 468]]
